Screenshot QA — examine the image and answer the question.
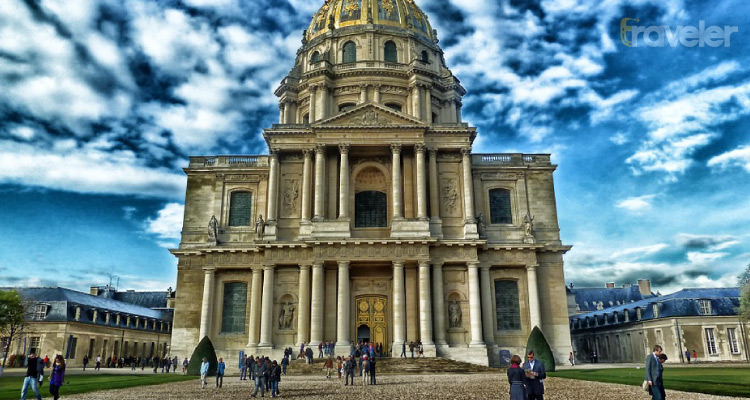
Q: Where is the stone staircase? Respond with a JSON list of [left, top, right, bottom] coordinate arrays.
[[284, 357, 495, 376]]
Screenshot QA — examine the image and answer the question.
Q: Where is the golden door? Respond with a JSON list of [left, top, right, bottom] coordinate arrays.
[[355, 295, 388, 346]]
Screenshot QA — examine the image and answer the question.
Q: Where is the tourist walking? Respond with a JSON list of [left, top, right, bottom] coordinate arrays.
[[281, 355, 289, 376], [651, 353, 668, 399], [507, 355, 525, 400], [305, 346, 313, 364], [82, 355, 88, 371], [172, 356, 178, 372], [95, 355, 101, 370], [216, 357, 225, 388], [344, 355, 356, 386], [336, 356, 343, 379], [361, 353, 370, 385], [400, 341, 406, 358], [318, 341, 324, 358], [20, 352, 43, 400], [692, 349, 697, 363], [49, 355, 66, 400], [182, 357, 188, 374], [200, 357, 209, 389], [684, 349, 690, 364], [369, 356, 376, 385], [240, 355, 248, 380], [568, 352, 575, 366], [522, 351, 546, 400], [251, 357, 268, 398], [270, 360, 282, 397], [324, 356, 334, 379], [645, 345, 665, 400]]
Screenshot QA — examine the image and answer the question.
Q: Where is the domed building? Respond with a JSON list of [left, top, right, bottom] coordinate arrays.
[[170, 0, 572, 367]]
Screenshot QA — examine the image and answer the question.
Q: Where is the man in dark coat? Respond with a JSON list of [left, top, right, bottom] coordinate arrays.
[[522, 351, 547, 400], [369, 356, 376, 385], [344, 355, 356, 386], [305, 347, 313, 364]]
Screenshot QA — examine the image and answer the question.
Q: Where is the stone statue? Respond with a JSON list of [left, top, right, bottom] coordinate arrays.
[[328, 14, 335, 30], [448, 300, 462, 328], [208, 215, 218, 241], [255, 214, 266, 240], [278, 303, 295, 329], [476, 213, 487, 238], [523, 213, 535, 244]]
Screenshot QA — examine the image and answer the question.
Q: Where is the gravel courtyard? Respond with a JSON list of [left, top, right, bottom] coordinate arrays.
[[62, 373, 736, 400]]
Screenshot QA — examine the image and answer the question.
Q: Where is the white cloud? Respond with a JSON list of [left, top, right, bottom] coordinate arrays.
[[708, 145, 750, 172], [612, 243, 669, 259], [145, 203, 184, 240], [616, 194, 657, 212], [687, 252, 729, 264]]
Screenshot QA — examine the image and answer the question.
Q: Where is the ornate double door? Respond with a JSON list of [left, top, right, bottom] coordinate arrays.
[[355, 295, 388, 346]]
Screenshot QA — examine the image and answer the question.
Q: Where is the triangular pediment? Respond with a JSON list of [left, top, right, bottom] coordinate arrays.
[[313, 103, 428, 128]]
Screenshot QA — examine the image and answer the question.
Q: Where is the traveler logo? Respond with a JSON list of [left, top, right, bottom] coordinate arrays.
[[619, 18, 738, 47]]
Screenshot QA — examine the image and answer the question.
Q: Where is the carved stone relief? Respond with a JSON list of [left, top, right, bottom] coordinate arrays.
[[440, 178, 459, 216], [283, 179, 300, 216]]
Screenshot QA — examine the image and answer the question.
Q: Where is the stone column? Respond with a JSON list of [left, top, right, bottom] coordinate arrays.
[[335, 261, 351, 347], [391, 144, 403, 219], [392, 261, 406, 354], [432, 263, 447, 345], [456, 101, 463, 123], [313, 144, 326, 220], [374, 84, 381, 103], [418, 262, 434, 345], [301, 149, 313, 223], [258, 265, 275, 348], [309, 86, 317, 122], [424, 85, 432, 123], [296, 265, 311, 346], [412, 84, 422, 119], [467, 262, 485, 347], [461, 147, 475, 222], [415, 144, 428, 220], [320, 85, 328, 120], [283, 101, 291, 124], [247, 267, 263, 346], [279, 104, 284, 124], [428, 148, 441, 222], [450, 99, 457, 123], [267, 149, 279, 223], [480, 266, 495, 346], [527, 264, 542, 330], [310, 261, 325, 345], [359, 85, 368, 104], [338, 144, 350, 219], [199, 268, 215, 340]]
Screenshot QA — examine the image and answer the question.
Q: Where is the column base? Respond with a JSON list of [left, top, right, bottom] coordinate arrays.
[[391, 219, 430, 238], [421, 343, 437, 357], [261, 223, 278, 241], [312, 220, 350, 238], [391, 342, 405, 357], [299, 221, 313, 237], [469, 341, 487, 348], [257, 344, 274, 351], [429, 218, 443, 239], [463, 222, 479, 240]]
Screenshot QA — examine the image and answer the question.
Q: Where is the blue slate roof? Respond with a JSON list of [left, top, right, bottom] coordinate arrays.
[[8, 287, 172, 329], [571, 285, 656, 312], [96, 289, 169, 309], [570, 288, 741, 331]]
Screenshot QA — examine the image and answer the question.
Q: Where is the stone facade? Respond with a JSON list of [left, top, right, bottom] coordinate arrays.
[[170, 0, 572, 367]]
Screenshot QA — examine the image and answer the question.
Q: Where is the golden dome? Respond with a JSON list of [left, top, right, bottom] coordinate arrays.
[[307, 0, 434, 41]]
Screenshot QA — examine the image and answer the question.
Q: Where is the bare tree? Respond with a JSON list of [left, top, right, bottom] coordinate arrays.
[[0, 290, 33, 379]]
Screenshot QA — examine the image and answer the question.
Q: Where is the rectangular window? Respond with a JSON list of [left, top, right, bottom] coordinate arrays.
[[88, 338, 95, 359], [699, 300, 712, 315], [229, 191, 252, 226], [489, 189, 512, 224], [102, 339, 108, 357], [727, 328, 740, 354], [705, 328, 717, 355], [34, 304, 47, 320], [29, 337, 41, 356], [221, 282, 248, 333], [494, 280, 521, 331], [68, 337, 78, 359]]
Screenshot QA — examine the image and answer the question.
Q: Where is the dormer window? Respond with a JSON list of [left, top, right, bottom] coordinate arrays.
[[624, 310, 630, 322], [652, 304, 659, 318], [636, 307, 642, 321], [699, 299, 712, 315], [75, 306, 82, 321], [33, 304, 48, 320]]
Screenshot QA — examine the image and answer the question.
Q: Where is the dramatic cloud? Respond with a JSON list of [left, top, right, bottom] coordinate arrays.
[[615, 194, 657, 212], [708, 145, 750, 172], [145, 203, 185, 246]]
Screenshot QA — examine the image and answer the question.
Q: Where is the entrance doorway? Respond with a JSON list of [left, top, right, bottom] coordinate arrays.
[[355, 295, 387, 347]]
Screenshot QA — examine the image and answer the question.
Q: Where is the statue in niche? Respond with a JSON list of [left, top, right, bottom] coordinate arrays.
[[441, 179, 458, 213], [255, 214, 266, 240], [278, 302, 295, 329], [283, 180, 299, 214], [207, 215, 218, 242], [448, 300, 462, 328], [523, 213, 535, 244], [476, 213, 487, 238]]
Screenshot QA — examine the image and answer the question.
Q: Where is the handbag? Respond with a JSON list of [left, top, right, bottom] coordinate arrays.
[[641, 380, 649, 392]]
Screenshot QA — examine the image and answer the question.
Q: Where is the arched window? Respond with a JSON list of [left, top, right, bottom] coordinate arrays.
[[229, 191, 252, 226], [343, 41, 356, 64], [488, 188, 512, 224], [432, 112, 438, 123], [221, 282, 247, 333], [302, 113, 310, 124], [355, 191, 387, 227], [421, 50, 429, 63], [310, 51, 321, 63], [384, 41, 397, 63], [339, 102, 357, 113], [495, 280, 521, 330], [385, 103, 402, 112]]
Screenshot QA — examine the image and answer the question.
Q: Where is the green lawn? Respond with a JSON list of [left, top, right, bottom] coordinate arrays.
[[550, 367, 750, 398], [0, 374, 194, 399]]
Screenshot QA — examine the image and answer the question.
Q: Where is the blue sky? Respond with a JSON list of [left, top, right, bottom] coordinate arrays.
[[1, 0, 749, 294]]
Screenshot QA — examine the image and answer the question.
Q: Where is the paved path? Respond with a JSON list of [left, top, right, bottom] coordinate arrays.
[[59, 373, 735, 400]]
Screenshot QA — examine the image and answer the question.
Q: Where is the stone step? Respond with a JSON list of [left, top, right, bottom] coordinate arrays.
[[283, 357, 494, 375]]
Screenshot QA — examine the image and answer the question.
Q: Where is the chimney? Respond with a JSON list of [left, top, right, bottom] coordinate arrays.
[[638, 279, 652, 295], [90, 286, 99, 296], [606, 282, 615, 289]]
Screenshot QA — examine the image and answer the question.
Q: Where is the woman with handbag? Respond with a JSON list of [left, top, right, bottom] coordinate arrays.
[[507, 355, 526, 400], [49, 355, 66, 400]]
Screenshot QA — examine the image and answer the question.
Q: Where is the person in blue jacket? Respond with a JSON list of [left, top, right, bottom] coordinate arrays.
[[200, 358, 210, 389], [216, 357, 226, 388]]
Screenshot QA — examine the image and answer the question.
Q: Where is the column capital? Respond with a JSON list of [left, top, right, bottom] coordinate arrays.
[[432, 261, 444, 268], [415, 143, 426, 153], [337, 260, 350, 268], [428, 147, 439, 156], [338, 143, 350, 154], [315, 144, 326, 154], [467, 261, 480, 268], [312, 260, 325, 268], [251, 266, 264, 274], [392, 260, 405, 268], [202, 267, 216, 273], [309, 84, 318, 93], [269, 148, 280, 158], [480, 265, 491, 271], [302, 148, 313, 157], [461, 147, 472, 156], [391, 143, 402, 154], [359, 84, 369, 90], [299, 264, 312, 271], [374, 84, 382, 90], [262, 263, 276, 270], [418, 260, 431, 268], [527, 264, 539, 271]]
